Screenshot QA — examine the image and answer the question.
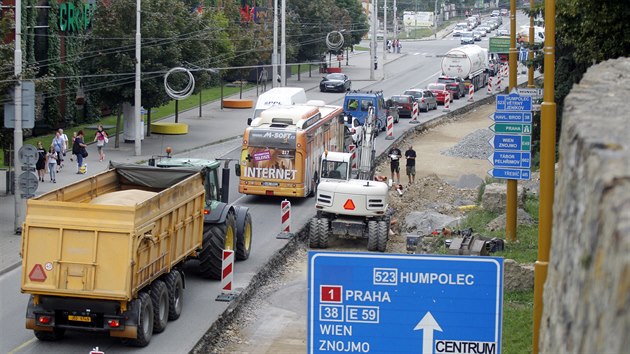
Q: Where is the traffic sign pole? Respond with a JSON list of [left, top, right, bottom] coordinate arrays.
[[507, 0, 519, 244]]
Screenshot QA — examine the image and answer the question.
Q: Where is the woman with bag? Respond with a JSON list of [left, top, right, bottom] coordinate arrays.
[[73, 130, 88, 174], [94, 124, 108, 162], [52, 131, 64, 172], [35, 141, 46, 182]]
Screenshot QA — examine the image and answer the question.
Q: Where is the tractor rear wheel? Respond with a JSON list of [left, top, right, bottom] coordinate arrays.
[[198, 211, 236, 280]]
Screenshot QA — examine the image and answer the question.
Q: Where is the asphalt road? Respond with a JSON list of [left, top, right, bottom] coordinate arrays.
[[0, 13, 533, 354]]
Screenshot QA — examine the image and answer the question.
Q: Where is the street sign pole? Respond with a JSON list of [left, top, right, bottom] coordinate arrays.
[[507, 0, 518, 243]]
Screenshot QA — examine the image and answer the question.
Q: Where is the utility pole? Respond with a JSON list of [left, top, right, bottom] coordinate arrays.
[[281, 0, 286, 87], [134, 0, 142, 156], [272, 0, 278, 88], [434, 0, 439, 39], [506, 0, 518, 242], [370, 0, 376, 80], [533, 0, 557, 352], [393, 0, 397, 39], [383, 0, 387, 60], [13, 0, 23, 233], [527, 0, 535, 87]]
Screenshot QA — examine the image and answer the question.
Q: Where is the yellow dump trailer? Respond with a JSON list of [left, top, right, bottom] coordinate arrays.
[[21, 163, 207, 346]]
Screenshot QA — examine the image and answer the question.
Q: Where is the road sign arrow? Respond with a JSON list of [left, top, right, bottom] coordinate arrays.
[[414, 312, 443, 354]]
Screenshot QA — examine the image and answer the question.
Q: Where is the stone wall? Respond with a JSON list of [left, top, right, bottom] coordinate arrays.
[[540, 58, 630, 353]]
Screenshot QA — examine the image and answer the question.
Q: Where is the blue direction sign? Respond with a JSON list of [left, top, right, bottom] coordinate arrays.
[[488, 151, 531, 168], [308, 252, 504, 354], [488, 168, 531, 180], [491, 111, 533, 123], [495, 93, 532, 111], [488, 135, 532, 152]]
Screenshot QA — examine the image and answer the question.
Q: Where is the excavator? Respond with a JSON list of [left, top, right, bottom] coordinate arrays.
[[310, 107, 390, 252]]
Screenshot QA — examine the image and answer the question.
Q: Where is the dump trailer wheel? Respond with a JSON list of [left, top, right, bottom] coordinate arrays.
[[165, 269, 184, 321], [34, 328, 65, 341], [367, 220, 379, 251], [198, 211, 237, 280], [236, 211, 253, 261], [317, 217, 331, 249], [377, 220, 389, 252], [309, 217, 320, 248], [150, 280, 169, 333], [123, 292, 153, 347]]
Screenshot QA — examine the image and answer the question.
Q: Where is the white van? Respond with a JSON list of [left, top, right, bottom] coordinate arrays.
[[247, 87, 307, 125], [518, 26, 545, 44]]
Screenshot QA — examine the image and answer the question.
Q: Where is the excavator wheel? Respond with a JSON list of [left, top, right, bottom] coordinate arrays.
[[367, 220, 379, 251], [377, 220, 389, 252], [309, 218, 321, 248]]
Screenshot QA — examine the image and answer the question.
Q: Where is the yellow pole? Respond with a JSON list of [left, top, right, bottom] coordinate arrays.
[[528, 0, 535, 87], [533, 0, 556, 352], [506, 0, 518, 242]]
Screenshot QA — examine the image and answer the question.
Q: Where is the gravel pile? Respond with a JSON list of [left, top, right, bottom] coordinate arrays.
[[441, 128, 493, 160]]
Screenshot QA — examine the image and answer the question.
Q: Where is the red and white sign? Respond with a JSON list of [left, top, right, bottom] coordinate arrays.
[[281, 199, 291, 232], [410, 101, 419, 123], [320, 285, 343, 303], [385, 115, 394, 140], [348, 144, 357, 170], [468, 84, 475, 102], [221, 250, 235, 293], [487, 77, 493, 95], [443, 93, 451, 112], [28, 264, 47, 282]]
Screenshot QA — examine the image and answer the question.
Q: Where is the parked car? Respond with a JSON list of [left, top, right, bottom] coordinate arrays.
[[478, 25, 491, 34], [437, 76, 467, 99], [387, 95, 415, 118], [500, 8, 508, 16], [491, 10, 500, 17], [472, 31, 483, 41], [402, 89, 438, 112], [319, 73, 351, 92], [460, 31, 475, 45], [344, 115, 363, 145], [426, 83, 449, 105]]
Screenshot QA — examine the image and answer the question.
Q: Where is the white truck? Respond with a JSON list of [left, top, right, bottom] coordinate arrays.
[[247, 87, 307, 125], [441, 45, 489, 91], [310, 108, 390, 252]]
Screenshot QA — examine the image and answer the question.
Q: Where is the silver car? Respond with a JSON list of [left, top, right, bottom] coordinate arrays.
[[403, 89, 438, 112]]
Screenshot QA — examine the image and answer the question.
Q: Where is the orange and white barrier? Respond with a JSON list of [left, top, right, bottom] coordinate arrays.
[[443, 93, 451, 112], [215, 249, 236, 301], [281, 199, 291, 232], [409, 101, 420, 124], [385, 115, 394, 140], [487, 77, 493, 95], [468, 84, 474, 102], [349, 144, 357, 169]]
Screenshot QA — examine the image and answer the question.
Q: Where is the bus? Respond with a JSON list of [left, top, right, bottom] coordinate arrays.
[[239, 101, 351, 197]]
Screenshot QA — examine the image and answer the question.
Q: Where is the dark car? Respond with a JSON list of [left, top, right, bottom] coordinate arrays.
[[437, 76, 467, 99], [320, 73, 351, 92], [387, 95, 415, 118]]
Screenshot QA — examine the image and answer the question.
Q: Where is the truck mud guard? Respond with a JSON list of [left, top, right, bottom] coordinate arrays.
[[204, 202, 230, 224]]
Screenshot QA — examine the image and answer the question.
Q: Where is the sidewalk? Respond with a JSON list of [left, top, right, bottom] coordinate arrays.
[[0, 47, 411, 276]]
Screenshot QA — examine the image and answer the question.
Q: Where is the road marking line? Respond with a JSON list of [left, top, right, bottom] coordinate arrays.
[[8, 337, 37, 354], [412, 70, 442, 88]]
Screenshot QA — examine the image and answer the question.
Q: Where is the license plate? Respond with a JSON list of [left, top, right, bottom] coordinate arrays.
[[68, 315, 91, 322], [262, 182, 279, 187]]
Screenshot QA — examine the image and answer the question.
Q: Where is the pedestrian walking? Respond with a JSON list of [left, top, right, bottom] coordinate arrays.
[[94, 125, 109, 162], [397, 40, 402, 53], [405, 145, 416, 185], [52, 131, 64, 172], [388, 146, 402, 183], [69, 131, 77, 161], [73, 130, 87, 174], [58, 128, 69, 163], [46, 144, 58, 183], [35, 141, 46, 182], [374, 55, 378, 70]]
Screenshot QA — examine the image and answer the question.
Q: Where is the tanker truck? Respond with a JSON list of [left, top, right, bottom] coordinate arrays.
[[441, 44, 489, 91]]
